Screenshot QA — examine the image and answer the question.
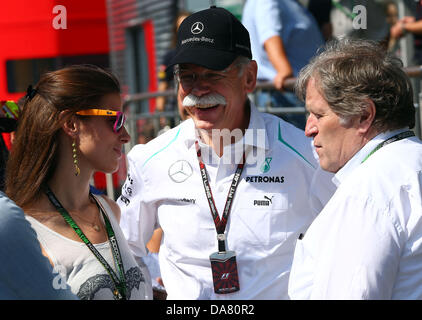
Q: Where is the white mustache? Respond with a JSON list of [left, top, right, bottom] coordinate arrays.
[[182, 93, 227, 108]]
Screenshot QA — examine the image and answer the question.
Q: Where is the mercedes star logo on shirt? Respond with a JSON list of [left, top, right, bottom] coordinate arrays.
[[168, 160, 193, 183], [191, 21, 204, 35]]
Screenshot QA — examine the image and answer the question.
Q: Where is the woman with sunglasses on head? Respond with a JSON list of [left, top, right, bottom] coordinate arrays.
[[5, 65, 152, 300]]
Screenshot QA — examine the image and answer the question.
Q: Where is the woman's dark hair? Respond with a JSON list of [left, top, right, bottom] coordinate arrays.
[[5, 64, 120, 208]]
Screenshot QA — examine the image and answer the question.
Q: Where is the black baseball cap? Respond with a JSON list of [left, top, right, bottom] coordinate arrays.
[[167, 6, 252, 71]]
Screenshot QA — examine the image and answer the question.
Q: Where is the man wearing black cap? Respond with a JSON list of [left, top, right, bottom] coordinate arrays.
[[118, 6, 335, 299]]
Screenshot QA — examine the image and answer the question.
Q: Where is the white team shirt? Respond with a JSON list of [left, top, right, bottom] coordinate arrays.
[[118, 102, 335, 299], [288, 128, 422, 299]]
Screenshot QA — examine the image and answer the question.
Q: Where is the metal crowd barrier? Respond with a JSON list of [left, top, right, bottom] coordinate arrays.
[[104, 65, 422, 198], [122, 65, 422, 150]]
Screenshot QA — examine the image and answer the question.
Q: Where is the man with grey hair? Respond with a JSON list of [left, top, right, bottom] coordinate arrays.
[[118, 6, 335, 299], [288, 38, 422, 299]]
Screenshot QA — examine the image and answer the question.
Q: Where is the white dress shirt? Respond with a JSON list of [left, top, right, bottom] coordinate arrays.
[[288, 128, 422, 299], [118, 102, 335, 299]]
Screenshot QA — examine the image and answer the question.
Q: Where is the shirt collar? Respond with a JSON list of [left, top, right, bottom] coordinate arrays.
[[332, 127, 410, 187], [182, 118, 197, 150], [183, 99, 270, 152]]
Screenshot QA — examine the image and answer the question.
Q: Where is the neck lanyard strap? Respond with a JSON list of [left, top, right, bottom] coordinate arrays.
[[361, 130, 415, 164], [44, 186, 127, 300], [195, 141, 245, 252]]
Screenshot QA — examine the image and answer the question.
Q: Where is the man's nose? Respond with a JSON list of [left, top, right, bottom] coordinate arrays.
[[191, 79, 212, 96], [304, 115, 318, 137]]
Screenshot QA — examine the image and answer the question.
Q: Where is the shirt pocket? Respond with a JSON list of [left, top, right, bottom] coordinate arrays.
[[158, 197, 202, 253], [228, 192, 289, 249]]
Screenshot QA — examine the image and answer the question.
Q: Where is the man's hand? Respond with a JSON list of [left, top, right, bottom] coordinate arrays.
[[391, 16, 417, 39], [273, 70, 293, 91], [264, 35, 294, 91]]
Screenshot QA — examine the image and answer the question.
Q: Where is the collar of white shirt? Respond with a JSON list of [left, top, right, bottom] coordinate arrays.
[[332, 127, 411, 187]]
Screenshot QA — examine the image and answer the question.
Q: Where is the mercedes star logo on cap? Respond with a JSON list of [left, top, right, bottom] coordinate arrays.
[[191, 22, 204, 35], [168, 160, 193, 183]]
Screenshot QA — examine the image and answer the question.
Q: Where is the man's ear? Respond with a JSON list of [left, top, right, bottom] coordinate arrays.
[[244, 60, 257, 93], [357, 99, 376, 134], [59, 111, 79, 138]]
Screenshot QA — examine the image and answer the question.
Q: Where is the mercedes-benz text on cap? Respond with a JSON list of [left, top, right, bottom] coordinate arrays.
[[168, 6, 252, 71]]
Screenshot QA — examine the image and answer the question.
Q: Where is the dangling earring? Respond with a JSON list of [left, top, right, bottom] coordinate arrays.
[[72, 140, 80, 176]]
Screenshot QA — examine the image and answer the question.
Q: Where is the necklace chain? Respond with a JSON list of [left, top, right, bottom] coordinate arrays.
[[63, 196, 102, 232], [70, 209, 102, 232]]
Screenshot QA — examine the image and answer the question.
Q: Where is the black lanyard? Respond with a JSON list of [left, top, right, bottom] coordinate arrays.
[[361, 130, 415, 164], [44, 185, 127, 300], [195, 141, 245, 252]]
